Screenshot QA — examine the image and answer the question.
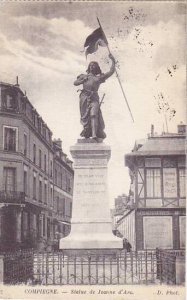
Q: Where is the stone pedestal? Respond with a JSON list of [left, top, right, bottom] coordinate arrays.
[[60, 140, 123, 250]]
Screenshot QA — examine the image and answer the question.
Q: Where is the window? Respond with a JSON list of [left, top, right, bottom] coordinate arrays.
[[48, 132, 52, 143], [66, 177, 71, 192], [6, 94, 14, 109], [33, 144, 36, 164], [43, 127, 46, 139], [33, 175, 36, 199], [163, 168, 177, 198], [24, 170, 27, 195], [43, 215, 46, 237], [3, 168, 16, 192], [50, 161, 53, 177], [44, 154, 47, 172], [22, 212, 29, 238], [50, 186, 53, 206], [38, 118, 42, 133], [2, 88, 17, 110], [21, 97, 26, 113], [39, 179, 42, 202], [4, 126, 18, 152], [146, 169, 161, 197], [44, 182, 47, 204], [38, 216, 42, 237], [47, 218, 50, 238], [60, 172, 63, 189], [39, 149, 42, 169], [56, 197, 59, 211], [32, 214, 37, 238], [55, 169, 57, 185], [62, 168, 66, 190], [32, 109, 36, 125], [24, 133, 27, 156], [179, 169, 186, 198], [62, 198, 65, 216]]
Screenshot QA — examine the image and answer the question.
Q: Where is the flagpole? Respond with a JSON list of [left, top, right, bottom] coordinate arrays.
[[97, 17, 134, 123]]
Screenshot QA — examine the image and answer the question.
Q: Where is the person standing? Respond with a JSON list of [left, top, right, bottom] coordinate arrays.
[[123, 238, 132, 252]]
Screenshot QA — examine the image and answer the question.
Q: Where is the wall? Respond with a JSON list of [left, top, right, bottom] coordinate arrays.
[[117, 210, 136, 250], [136, 209, 186, 250]]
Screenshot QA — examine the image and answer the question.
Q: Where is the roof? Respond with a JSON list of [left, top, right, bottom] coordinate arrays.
[[126, 135, 186, 157]]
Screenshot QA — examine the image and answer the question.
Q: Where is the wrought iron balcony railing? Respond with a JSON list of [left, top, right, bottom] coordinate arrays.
[[0, 191, 25, 204], [0, 106, 19, 113]]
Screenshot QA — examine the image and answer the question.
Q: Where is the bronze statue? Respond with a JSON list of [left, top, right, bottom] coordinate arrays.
[[74, 54, 116, 140]]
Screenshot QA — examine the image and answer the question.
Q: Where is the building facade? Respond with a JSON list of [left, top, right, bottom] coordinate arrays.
[[111, 194, 130, 230], [53, 139, 73, 241], [0, 81, 73, 251], [117, 125, 186, 251]]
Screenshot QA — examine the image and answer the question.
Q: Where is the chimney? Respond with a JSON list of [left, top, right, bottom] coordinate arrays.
[[178, 122, 186, 134], [151, 124, 154, 137], [15, 76, 19, 87], [53, 138, 62, 149]]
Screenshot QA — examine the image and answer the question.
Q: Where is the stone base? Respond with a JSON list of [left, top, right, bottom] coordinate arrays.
[[61, 248, 122, 257], [59, 233, 122, 250], [60, 141, 123, 251]]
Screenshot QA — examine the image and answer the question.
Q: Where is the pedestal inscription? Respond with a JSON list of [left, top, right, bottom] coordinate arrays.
[[60, 141, 123, 250]]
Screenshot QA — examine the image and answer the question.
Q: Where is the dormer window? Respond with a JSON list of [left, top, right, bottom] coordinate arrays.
[[2, 88, 18, 111], [38, 118, 42, 133], [32, 109, 36, 126], [6, 94, 14, 109], [43, 126, 46, 139], [21, 97, 26, 112]]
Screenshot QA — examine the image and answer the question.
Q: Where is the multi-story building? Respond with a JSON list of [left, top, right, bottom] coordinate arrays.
[[0, 81, 73, 251], [116, 124, 186, 251], [111, 194, 129, 231], [53, 139, 73, 241]]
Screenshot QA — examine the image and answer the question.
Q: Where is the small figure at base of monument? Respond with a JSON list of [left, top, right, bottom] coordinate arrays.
[[74, 54, 116, 140]]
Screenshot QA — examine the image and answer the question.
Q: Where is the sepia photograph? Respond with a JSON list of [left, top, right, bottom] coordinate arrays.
[[0, 1, 186, 299]]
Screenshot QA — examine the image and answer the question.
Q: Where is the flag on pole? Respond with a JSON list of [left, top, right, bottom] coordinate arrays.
[[84, 27, 108, 56]]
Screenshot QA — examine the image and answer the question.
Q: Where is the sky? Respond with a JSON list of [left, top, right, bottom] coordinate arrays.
[[0, 1, 186, 207]]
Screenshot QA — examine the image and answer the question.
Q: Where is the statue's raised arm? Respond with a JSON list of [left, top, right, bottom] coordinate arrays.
[[99, 54, 116, 82]]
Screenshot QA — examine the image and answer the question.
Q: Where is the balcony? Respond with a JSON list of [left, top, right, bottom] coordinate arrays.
[[0, 191, 25, 204], [0, 106, 18, 113]]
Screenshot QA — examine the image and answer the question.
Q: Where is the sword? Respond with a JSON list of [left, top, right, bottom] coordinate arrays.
[[99, 93, 105, 107]]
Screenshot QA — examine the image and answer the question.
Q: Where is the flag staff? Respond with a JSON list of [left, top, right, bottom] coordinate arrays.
[[97, 17, 134, 123]]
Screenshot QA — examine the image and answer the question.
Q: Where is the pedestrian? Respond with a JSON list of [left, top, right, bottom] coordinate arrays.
[[123, 238, 132, 252]]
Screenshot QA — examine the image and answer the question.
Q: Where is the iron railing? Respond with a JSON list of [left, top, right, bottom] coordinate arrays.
[[156, 248, 185, 285], [0, 106, 19, 113], [1, 249, 185, 285], [1, 250, 157, 285], [0, 191, 25, 204], [2, 249, 34, 284]]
